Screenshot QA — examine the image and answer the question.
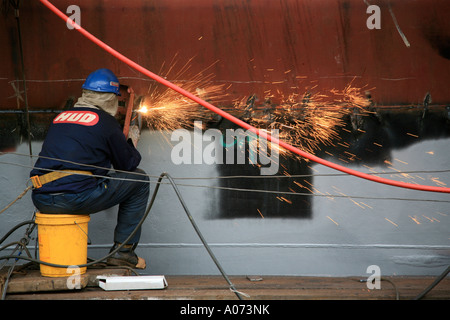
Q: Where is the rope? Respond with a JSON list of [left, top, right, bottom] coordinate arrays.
[[0, 185, 31, 215], [5, 151, 450, 180], [38, 0, 450, 193], [0, 158, 448, 216]]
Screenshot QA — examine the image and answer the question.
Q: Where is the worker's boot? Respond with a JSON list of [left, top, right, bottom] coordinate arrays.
[[106, 243, 146, 269]]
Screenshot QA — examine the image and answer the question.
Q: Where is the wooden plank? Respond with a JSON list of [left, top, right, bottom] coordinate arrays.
[[3, 275, 450, 300], [1, 266, 132, 294]]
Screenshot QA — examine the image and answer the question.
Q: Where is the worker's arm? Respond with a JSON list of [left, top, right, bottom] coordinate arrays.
[[127, 125, 140, 148], [108, 126, 142, 172]]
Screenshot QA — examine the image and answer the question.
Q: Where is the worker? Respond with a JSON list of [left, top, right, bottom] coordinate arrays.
[[30, 68, 149, 269]]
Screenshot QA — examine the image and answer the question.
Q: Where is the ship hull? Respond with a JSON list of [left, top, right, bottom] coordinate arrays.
[[1, 0, 450, 110]]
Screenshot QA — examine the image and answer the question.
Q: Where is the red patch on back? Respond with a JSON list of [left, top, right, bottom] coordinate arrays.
[[53, 111, 99, 126]]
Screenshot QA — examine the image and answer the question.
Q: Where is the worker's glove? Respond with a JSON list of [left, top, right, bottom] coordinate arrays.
[[128, 125, 140, 147]]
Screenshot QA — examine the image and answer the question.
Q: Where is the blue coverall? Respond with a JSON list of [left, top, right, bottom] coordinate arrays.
[[30, 106, 149, 244]]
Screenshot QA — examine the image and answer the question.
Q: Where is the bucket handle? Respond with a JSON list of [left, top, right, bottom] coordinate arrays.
[[74, 221, 91, 245]]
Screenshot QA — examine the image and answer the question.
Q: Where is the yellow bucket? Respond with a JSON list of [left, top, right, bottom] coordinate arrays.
[[35, 212, 90, 277]]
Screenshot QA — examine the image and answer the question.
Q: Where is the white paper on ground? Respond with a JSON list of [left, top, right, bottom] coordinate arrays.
[[97, 275, 168, 291]]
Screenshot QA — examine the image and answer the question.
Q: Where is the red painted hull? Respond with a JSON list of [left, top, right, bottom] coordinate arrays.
[[1, 0, 450, 110]]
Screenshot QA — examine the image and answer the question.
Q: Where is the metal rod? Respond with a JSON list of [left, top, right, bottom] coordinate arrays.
[[14, 1, 33, 157]]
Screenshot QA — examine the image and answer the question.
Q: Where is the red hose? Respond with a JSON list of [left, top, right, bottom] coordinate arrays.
[[39, 0, 450, 193]]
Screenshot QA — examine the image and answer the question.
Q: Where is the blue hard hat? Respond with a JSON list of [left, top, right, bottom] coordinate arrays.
[[82, 68, 121, 95]]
